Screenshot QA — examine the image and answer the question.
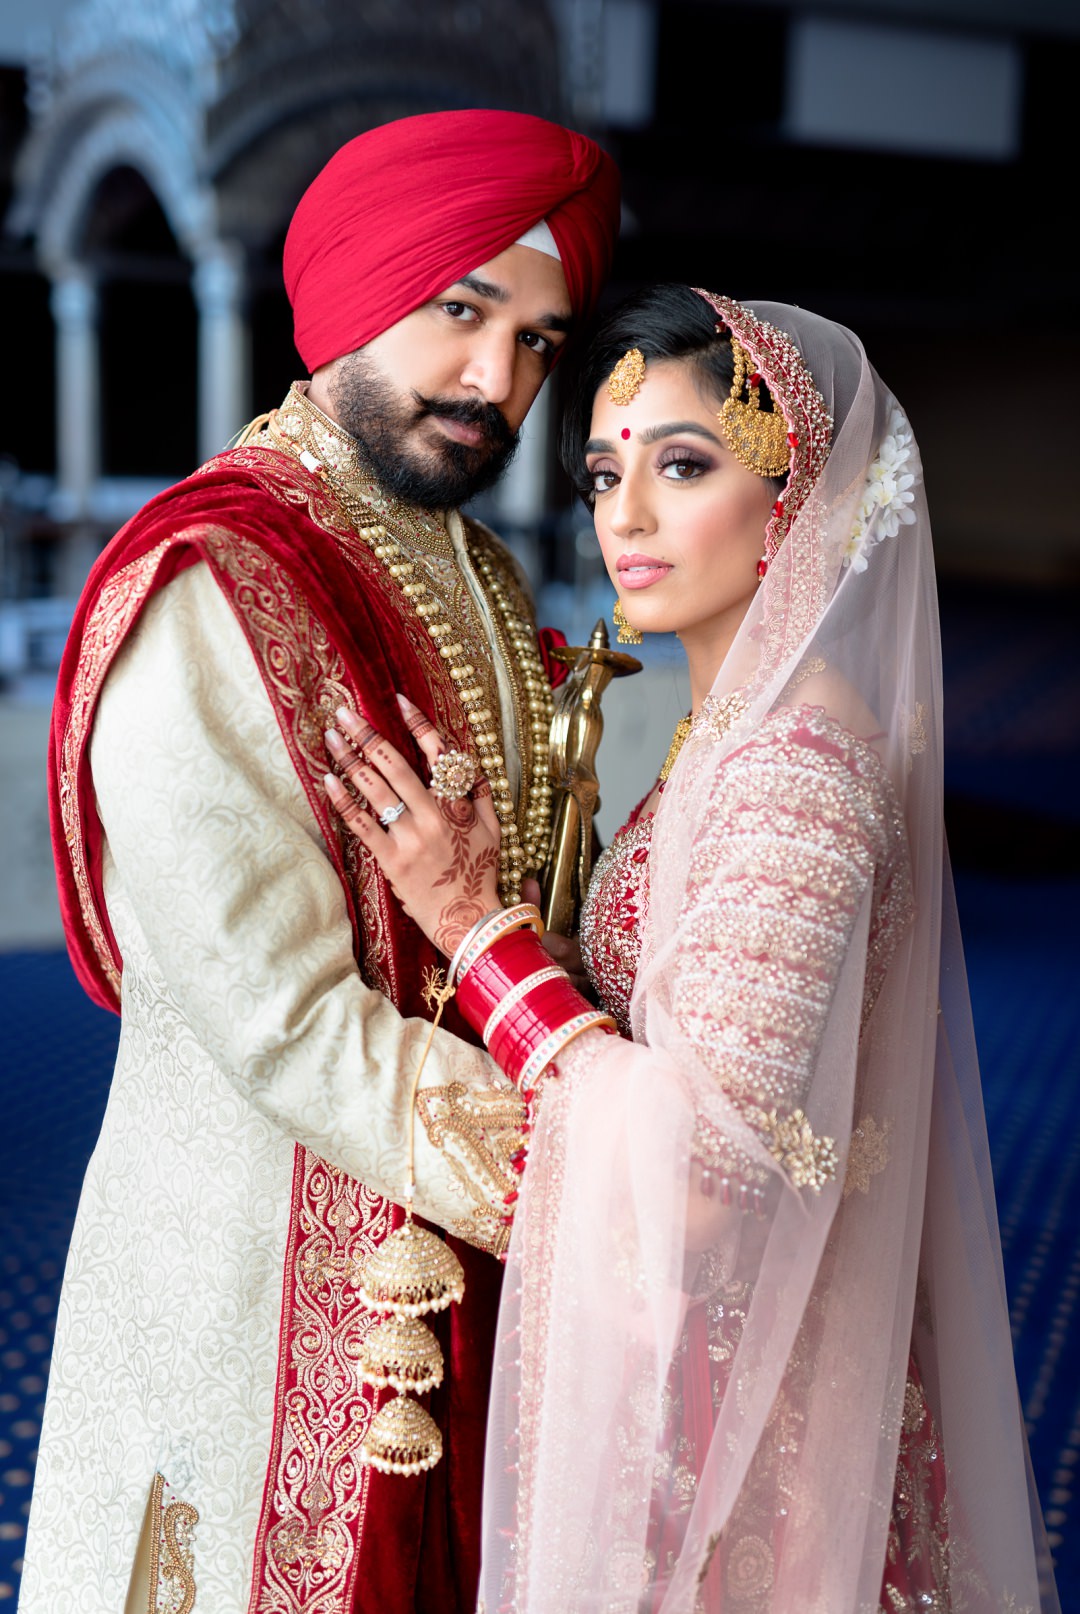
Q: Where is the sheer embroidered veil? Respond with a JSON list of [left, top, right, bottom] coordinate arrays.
[[479, 294, 1058, 1613]]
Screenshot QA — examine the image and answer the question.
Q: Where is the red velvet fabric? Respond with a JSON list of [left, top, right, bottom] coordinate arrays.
[[537, 623, 570, 689], [283, 109, 621, 370], [47, 448, 511, 1612], [50, 456, 432, 1018]]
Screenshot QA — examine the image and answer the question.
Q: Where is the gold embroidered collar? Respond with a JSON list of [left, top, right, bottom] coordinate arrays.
[[265, 383, 453, 558]]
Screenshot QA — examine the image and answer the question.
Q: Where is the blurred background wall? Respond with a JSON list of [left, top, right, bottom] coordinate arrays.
[[0, 0, 1077, 1601], [1, 0, 1077, 884]]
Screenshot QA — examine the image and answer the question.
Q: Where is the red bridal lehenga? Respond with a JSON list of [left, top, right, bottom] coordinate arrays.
[[477, 297, 1058, 1614], [580, 763, 948, 1611]]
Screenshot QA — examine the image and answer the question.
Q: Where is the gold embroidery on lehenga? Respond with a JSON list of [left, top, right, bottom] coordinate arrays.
[[880, 1363, 951, 1611], [580, 814, 653, 1036], [146, 1471, 198, 1614], [844, 1114, 893, 1198]]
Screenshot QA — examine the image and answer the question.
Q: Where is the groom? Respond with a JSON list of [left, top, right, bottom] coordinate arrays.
[[27, 111, 619, 1614]]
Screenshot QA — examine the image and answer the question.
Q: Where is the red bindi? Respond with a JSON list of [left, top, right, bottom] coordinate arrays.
[[621, 428, 631, 440]]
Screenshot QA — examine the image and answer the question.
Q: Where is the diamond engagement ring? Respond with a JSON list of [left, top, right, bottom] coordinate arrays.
[[429, 749, 478, 801], [378, 800, 407, 826]]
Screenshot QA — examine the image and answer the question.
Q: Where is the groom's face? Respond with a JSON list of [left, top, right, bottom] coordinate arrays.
[[324, 244, 573, 510]]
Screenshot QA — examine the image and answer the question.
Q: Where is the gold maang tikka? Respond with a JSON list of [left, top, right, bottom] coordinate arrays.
[[719, 339, 791, 479], [607, 347, 646, 406]]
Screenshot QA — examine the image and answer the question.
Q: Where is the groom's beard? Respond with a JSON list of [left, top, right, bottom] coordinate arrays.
[[328, 351, 520, 510]]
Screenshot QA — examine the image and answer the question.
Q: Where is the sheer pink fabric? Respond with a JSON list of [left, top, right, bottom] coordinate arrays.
[[479, 297, 1059, 1613]]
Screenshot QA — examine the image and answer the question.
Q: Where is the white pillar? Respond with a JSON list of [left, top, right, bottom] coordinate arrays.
[[50, 266, 100, 520], [496, 382, 552, 528], [194, 243, 250, 463], [491, 382, 553, 582]]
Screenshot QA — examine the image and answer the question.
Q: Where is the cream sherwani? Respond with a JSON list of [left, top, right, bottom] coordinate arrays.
[[22, 561, 521, 1611]]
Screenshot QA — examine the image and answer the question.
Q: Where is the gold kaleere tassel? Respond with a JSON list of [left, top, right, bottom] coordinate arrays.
[[357, 967, 464, 1476], [357, 1315, 445, 1394]]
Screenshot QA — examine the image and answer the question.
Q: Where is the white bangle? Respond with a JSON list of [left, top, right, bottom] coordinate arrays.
[[452, 903, 544, 986], [447, 908, 503, 988], [518, 1011, 617, 1095]]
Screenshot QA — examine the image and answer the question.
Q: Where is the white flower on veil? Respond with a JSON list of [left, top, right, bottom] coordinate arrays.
[[843, 408, 918, 571]]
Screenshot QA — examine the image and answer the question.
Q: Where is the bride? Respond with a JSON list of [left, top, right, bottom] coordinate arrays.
[[324, 286, 1058, 1612]]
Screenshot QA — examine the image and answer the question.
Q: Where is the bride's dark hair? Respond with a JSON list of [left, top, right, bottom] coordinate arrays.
[[558, 283, 786, 503]]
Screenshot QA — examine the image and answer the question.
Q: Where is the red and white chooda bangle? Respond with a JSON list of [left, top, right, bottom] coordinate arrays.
[[455, 923, 616, 1094]]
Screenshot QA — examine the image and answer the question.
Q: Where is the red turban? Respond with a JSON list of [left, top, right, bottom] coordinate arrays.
[[284, 109, 621, 372]]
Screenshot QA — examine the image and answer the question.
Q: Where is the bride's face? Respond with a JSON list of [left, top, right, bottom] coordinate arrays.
[[585, 357, 774, 650]]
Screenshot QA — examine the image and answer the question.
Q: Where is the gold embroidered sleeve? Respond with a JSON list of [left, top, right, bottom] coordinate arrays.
[[673, 708, 912, 1193]]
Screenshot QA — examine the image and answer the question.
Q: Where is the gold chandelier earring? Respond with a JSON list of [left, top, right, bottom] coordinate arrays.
[[613, 599, 643, 646]]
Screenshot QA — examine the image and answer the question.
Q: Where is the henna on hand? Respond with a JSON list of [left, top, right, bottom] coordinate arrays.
[[406, 711, 438, 744], [438, 796, 474, 830], [430, 844, 498, 951], [325, 706, 502, 956], [432, 897, 488, 955]]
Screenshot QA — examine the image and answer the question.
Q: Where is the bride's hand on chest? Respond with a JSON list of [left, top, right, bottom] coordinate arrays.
[[324, 695, 502, 957]]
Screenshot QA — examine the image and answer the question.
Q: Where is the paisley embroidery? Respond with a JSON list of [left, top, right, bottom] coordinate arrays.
[[250, 1154, 394, 1612], [147, 1472, 198, 1614]]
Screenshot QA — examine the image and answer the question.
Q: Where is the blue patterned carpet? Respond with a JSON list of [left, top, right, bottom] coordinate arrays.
[[1, 580, 1077, 1606]]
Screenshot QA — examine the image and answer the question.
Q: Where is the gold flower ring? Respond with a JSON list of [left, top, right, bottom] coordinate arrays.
[[430, 749, 478, 801]]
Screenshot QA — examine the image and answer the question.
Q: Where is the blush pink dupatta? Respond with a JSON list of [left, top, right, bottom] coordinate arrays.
[[479, 298, 1059, 1614]]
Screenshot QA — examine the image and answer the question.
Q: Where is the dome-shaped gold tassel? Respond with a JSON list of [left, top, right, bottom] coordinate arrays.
[[358, 1220, 464, 1317], [357, 967, 463, 1476], [357, 1315, 445, 1395], [359, 1395, 444, 1476]]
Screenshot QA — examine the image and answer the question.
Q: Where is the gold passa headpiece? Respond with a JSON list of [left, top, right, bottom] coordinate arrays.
[[696, 291, 834, 567], [718, 338, 792, 480], [607, 347, 646, 405]]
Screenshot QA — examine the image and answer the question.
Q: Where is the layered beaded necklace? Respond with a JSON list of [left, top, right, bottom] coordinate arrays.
[[263, 386, 553, 904]]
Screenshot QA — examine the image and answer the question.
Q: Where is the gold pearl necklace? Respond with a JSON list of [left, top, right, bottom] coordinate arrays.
[[263, 389, 554, 904], [348, 516, 553, 903]]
